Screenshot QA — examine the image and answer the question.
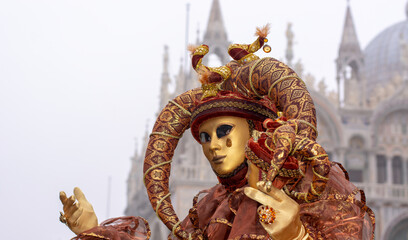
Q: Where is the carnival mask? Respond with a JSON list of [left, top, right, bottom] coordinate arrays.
[[198, 116, 250, 175]]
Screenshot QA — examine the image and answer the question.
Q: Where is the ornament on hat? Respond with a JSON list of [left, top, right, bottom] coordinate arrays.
[[228, 24, 271, 64], [189, 24, 271, 100]]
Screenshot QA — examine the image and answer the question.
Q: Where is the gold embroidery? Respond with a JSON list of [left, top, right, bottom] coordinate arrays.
[[267, 75, 300, 100], [169, 100, 192, 116], [312, 166, 330, 181], [171, 220, 182, 238], [305, 154, 328, 161], [249, 59, 263, 98], [297, 119, 318, 137], [191, 101, 276, 120], [150, 132, 181, 139], [143, 160, 172, 185]]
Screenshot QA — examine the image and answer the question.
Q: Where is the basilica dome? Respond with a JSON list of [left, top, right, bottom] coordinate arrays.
[[364, 7, 408, 95]]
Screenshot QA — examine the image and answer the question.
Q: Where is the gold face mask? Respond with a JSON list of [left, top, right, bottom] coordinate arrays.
[[199, 116, 250, 175]]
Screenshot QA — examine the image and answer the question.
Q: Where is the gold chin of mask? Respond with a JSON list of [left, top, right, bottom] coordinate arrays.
[[199, 116, 250, 175]]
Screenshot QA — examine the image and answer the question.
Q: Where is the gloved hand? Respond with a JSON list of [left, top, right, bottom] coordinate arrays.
[[244, 181, 309, 240], [59, 187, 98, 235]]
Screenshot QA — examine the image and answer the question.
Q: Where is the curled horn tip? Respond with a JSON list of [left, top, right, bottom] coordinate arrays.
[[188, 44, 198, 54], [255, 23, 270, 38]]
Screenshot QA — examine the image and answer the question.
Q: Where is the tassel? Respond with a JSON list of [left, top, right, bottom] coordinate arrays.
[[255, 23, 270, 38], [198, 67, 211, 84], [188, 44, 199, 54]]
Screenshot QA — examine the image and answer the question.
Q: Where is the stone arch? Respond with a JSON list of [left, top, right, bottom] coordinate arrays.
[[349, 134, 365, 149], [372, 97, 408, 148], [346, 58, 362, 80], [383, 212, 408, 240]]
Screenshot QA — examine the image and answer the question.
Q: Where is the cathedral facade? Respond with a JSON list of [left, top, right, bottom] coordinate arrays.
[[126, 1, 408, 239]]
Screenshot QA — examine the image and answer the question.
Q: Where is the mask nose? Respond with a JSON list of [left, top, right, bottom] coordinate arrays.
[[209, 137, 222, 154]]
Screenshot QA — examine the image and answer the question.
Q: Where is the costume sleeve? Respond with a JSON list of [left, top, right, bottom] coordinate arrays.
[[71, 216, 151, 240], [297, 163, 375, 239]]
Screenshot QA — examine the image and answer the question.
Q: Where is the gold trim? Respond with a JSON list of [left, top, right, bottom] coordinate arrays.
[[305, 154, 328, 161], [80, 232, 110, 239], [249, 58, 263, 98], [143, 160, 172, 186], [279, 168, 300, 178], [304, 193, 310, 203], [297, 120, 318, 137], [238, 53, 260, 64], [191, 100, 276, 120], [288, 119, 299, 134], [169, 100, 192, 116], [210, 65, 232, 80], [209, 218, 233, 227], [310, 183, 320, 196], [291, 138, 308, 155], [265, 140, 274, 152], [150, 132, 181, 139], [156, 192, 171, 219], [312, 167, 329, 181], [277, 136, 293, 154], [270, 161, 280, 171], [172, 220, 182, 238]]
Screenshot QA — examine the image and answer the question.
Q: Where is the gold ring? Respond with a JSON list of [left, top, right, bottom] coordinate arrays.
[[258, 205, 276, 224], [59, 211, 68, 225], [265, 181, 273, 192]]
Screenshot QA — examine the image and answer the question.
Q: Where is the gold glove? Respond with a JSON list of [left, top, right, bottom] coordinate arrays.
[[244, 181, 310, 240], [59, 187, 98, 235]]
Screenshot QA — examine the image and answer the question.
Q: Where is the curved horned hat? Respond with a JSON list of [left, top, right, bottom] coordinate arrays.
[[143, 25, 321, 239]]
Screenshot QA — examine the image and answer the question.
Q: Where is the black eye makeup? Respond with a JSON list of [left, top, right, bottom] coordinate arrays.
[[216, 124, 233, 138], [199, 132, 211, 143]]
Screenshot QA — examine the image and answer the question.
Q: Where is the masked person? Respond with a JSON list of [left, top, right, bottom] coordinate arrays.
[[60, 25, 375, 240]]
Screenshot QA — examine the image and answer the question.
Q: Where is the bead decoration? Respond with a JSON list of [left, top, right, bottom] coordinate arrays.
[[258, 205, 276, 224]]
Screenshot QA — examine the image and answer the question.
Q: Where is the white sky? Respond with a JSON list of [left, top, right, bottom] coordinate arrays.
[[0, 0, 406, 239]]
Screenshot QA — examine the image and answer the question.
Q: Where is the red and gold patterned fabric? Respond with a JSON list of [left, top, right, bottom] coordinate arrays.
[[168, 162, 374, 240]]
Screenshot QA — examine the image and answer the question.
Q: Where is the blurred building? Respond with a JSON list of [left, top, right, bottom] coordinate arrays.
[[126, 0, 408, 239]]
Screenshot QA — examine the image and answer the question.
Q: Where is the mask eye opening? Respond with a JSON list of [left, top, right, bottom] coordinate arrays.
[[216, 124, 233, 139], [199, 132, 211, 143]]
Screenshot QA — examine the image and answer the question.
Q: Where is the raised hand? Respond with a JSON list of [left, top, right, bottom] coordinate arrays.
[[59, 187, 98, 235], [244, 181, 309, 240]]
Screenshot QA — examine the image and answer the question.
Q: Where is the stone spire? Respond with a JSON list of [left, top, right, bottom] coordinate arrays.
[[285, 22, 294, 67], [159, 45, 171, 110], [336, 3, 366, 108], [202, 0, 230, 64], [338, 4, 362, 56]]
